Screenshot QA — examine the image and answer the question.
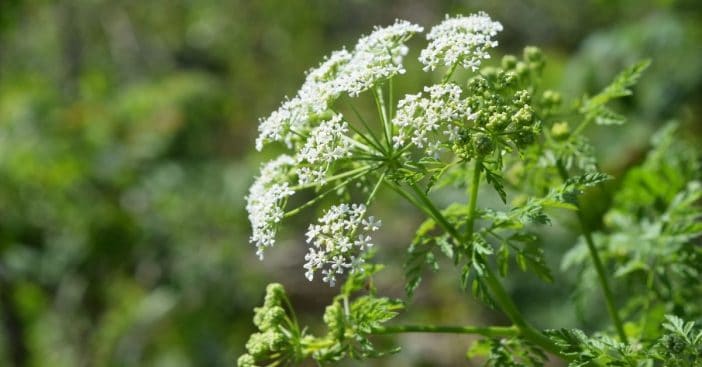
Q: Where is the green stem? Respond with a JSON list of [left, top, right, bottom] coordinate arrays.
[[465, 158, 482, 245], [398, 174, 568, 360], [345, 118, 385, 153], [372, 324, 519, 338], [284, 169, 370, 218], [289, 165, 371, 191], [365, 169, 387, 207], [556, 161, 627, 343], [482, 266, 563, 356], [346, 101, 385, 154], [372, 86, 393, 153], [442, 60, 460, 83], [407, 183, 462, 240]]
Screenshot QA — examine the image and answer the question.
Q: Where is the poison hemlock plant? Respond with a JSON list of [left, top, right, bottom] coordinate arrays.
[[240, 12, 702, 367]]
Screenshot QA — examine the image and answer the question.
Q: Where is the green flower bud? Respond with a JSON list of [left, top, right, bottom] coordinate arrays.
[[511, 105, 534, 126], [499, 71, 517, 88], [246, 332, 270, 357], [264, 283, 286, 308], [513, 90, 531, 105], [542, 90, 561, 106], [487, 112, 509, 131], [237, 353, 258, 367], [523, 46, 543, 63], [481, 67, 499, 81], [515, 61, 529, 79], [255, 305, 286, 330], [266, 329, 287, 352], [501, 55, 518, 70], [550, 121, 570, 140], [467, 76, 488, 93], [523, 46, 544, 71]]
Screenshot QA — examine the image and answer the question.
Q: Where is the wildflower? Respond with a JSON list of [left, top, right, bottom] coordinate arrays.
[[303, 204, 381, 286], [256, 49, 352, 151], [246, 156, 296, 259], [392, 83, 469, 153], [296, 113, 352, 185], [337, 20, 423, 97], [419, 12, 503, 72]]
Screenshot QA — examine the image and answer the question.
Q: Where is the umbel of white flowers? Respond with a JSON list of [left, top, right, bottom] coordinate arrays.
[[303, 203, 381, 287], [246, 13, 503, 286]]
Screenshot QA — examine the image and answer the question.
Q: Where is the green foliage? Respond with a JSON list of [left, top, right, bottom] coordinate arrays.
[[239, 264, 404, 366], [580, 60, 651, 126], [546, 315, 702, 367], [468, 337, 548, 367]]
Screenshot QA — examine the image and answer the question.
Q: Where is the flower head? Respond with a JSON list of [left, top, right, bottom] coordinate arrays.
[[256, 49, 352, 151], [392, 83, 470, 156], [419, 12, 503, 72], [246, 155, 296, 259], [303, 203, 381, 286], [296, 113, 352, 185], [337, 20, 423, 97]]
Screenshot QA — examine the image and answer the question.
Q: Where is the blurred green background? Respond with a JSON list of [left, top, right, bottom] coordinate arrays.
[[0, 1, 700, 366]]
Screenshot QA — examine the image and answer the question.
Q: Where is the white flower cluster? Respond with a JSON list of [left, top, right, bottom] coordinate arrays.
[[419, 12, 503, 72], [256, 49, 352, 151], [246, 155, 296, 259], [297, 113, 352, 185], [303, 203, 381, 286], [256, 20, 422, 151], [338, 20, 424, 96], [392, 83, 472, 157]]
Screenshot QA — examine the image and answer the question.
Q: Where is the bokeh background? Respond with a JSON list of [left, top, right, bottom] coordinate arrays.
[[0, 1, 700, 366]]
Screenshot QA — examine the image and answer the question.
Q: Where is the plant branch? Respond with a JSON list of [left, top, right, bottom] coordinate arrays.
[[372, 324, 519, 338], [556, 160, 628, 343]]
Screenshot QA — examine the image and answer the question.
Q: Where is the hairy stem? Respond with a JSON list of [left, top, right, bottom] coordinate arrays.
[[556, 161, 628, 343], [372, 324, 519, 338]]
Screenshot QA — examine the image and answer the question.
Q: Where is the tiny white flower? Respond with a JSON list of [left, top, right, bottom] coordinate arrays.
[[392, 83, 468, 153], [246, 156, 296, 259], [419, 12, 503, 72], [337, 20, 423, 97], [362, 216, 382, 232], [303, 203, 382, 286]]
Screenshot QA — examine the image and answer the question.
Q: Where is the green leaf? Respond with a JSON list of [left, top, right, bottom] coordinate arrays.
[[580, 59, 651, 126], [483, 163, 507, 203], [404, 218, 440, 298]]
